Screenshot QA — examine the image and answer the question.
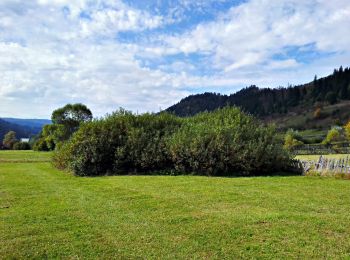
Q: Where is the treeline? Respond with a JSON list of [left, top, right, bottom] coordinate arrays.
[[166, 66, 350, 117], [53, 107, 298, 177], [1, 130, 31, 150]]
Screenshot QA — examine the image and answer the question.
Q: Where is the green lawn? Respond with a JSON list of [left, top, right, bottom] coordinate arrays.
[[0, 150, 52, 163], [1, 151, 350, 258]]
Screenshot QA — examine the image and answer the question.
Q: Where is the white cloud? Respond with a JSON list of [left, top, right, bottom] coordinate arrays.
[[0, 0, 350, 118], [150, 0, 350, 71]]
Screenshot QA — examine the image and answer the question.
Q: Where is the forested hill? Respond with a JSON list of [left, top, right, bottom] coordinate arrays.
[[0, 119, 34, 139], [166, 66, 350, 118], [0, 118, 50, 139]]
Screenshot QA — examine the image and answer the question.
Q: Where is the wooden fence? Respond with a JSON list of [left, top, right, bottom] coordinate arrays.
[[299, 155, 350, 174], [294, 142, 350, 155]]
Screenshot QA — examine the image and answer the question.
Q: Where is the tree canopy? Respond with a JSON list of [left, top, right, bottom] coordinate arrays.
[[34, 103, 93, 151], [2, 131, 17, 149]]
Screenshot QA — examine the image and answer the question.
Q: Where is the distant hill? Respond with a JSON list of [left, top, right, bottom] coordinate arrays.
[[2, 118, 51, 129], [0, 118, 50, 140], [166, 66, 350, 130]]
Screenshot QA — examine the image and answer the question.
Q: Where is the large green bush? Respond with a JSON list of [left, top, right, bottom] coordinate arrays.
[[54, 107, 296, 176], [54, 109, 132, 176], [167, 108, 291, 176], [114, 112, 182, 173]]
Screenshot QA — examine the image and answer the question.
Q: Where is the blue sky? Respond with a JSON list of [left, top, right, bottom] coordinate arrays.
[[0, 0, 350, 118]]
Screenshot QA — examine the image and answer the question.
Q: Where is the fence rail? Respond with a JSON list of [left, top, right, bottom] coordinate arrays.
[[294, 142, 350, 155], [299, 155, 350, 174]]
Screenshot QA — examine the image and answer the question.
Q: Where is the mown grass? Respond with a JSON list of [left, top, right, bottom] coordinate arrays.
[[295, 154, 350, 161], [0, 150, 52, 163], [1, 151, 350, 258]]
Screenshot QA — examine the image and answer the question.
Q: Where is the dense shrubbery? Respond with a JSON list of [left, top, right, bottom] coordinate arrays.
[[13, 141, 31, 150], [168, 109, 291, 176], [54, 107, 296, 177]]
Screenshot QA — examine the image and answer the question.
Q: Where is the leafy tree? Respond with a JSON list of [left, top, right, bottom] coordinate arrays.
[[283, 130, 304, 151], [34, 103, 93, 151], [51, 103, 93, 140], [322, 127, 342, 144], [2, 131, 18, 149]]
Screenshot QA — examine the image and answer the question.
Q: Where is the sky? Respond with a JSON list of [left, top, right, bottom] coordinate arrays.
[[0, 0, 350, 118]]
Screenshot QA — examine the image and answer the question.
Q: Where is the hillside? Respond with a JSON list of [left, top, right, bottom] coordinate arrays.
[[0, 118, 50, 140], [2, 118, 51, 129], [166, 66, 350, 129]]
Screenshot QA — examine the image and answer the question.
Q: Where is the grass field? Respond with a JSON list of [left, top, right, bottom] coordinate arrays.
[[1, 151, 350, 258], [295, 154, 350, 161], [0, 150, 52, 163]]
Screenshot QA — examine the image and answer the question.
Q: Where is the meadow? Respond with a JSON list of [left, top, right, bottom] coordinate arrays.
[[1, 151, 350, 258], [295, 153, 350, 161]]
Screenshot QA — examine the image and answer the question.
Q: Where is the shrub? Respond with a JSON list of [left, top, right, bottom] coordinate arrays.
[[33, 138, 50, 151], [322, 127, 343, 145], [283, 129, 304, 151], [54, 107, 295, 177], [54, 110, 132, 176], [13, 142, 31, 150], [114, 112, 182, 173], [167, 107, 291, 176]]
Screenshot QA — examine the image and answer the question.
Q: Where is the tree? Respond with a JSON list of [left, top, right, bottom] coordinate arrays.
[[283, 130, 304, 151], [3, 131, 18, 149], [51, 103, 93, 140], [322, 127, 342, 144], [344, 121, 350, 140], [33, 103, 93, 151]]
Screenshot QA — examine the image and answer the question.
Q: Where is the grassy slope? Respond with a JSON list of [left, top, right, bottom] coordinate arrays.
[[1, 152, 350, 258], [266, 100, 350, 130]]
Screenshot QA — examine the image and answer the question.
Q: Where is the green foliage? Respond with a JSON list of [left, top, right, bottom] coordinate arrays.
[[168, 108, 291, 176], [114, 112, 182, 173], [54, 109, 132, 176], [33, 138, 50, 151], [13, 141, 31, 150], [283, 129, 304, 150], [2, 131, 18, 149], [54, 107, 294, 177], [33, 103, 93, 151], [54, 109, 182, 176], [322, 127, 343, 144], [344, 120, 350, 140], [51, 103, 93, 140]]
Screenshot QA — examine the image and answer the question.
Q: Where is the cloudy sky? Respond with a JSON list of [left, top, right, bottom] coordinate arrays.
[[0, 0, 350, 118]]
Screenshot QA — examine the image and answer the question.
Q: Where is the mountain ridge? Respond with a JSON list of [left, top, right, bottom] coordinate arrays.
[[165, 66, 350, 129], [0, 118, 50, 140]]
